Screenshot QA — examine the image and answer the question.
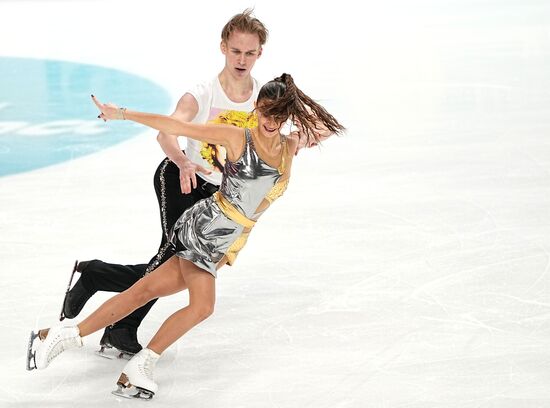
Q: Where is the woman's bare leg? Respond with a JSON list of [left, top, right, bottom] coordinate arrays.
[[147, 258, 215, 354], [77, 256, 187, 337]]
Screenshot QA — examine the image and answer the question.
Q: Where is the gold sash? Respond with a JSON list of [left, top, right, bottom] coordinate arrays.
[[213, 191, 256, 229]]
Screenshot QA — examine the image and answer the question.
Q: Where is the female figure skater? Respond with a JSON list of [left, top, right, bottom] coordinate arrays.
[[27, 73, 344, 400]]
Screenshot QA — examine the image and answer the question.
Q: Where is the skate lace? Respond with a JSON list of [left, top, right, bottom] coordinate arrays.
[[139, 355, 157, 380], [46, 331, 80, 363], [46, 334, 66, 363]]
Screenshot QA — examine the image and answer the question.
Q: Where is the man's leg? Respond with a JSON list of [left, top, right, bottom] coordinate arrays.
[[60, 260, 149, 355], [63, 260, 147, 319]]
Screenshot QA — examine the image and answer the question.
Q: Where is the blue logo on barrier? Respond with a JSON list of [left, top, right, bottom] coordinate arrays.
[[0, 57, 172, 176]]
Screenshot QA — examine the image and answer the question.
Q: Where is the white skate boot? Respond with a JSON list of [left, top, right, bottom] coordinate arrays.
[[112, 348, 160, 400], [27, 325, 83, 370]]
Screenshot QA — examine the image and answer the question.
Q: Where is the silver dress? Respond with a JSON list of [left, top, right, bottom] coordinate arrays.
[[170, 128, 289, 277]]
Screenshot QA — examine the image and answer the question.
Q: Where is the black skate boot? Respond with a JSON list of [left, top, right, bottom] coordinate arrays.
[[60, 261, 95, 320], [97, 325, 142, 360]]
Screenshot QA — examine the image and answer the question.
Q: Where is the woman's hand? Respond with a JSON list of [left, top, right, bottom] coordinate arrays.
[[91, 95, 126, 121]]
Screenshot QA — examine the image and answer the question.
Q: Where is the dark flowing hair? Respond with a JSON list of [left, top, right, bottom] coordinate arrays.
[[256, 73, 345, 144]]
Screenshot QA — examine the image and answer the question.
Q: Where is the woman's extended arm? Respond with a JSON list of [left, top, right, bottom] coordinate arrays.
[[92, 95, 239, 147]]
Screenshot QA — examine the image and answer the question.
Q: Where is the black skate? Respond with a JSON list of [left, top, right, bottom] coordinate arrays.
[[60, 260, 93, 321], [96, 326, 142, 360]]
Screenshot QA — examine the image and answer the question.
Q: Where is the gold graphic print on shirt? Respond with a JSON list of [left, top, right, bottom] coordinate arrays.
[[201, 110, 258, 172]]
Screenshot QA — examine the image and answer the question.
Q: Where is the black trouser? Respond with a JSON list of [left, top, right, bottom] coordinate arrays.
[[79, 155, 218, 330]]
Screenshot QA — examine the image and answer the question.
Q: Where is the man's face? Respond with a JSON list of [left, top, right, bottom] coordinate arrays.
[[221, 31, 262, 78]]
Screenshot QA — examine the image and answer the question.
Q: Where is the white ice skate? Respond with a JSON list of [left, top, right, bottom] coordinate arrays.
[[112, 348, 160, 400], [26, 328, 49, 370], [27, 325, 82, 370]]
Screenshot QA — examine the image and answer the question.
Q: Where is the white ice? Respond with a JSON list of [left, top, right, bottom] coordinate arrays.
[[1, 0, 550, 407]]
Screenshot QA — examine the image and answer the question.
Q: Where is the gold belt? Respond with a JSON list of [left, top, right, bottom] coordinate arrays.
[[213, 191, 256, 229]]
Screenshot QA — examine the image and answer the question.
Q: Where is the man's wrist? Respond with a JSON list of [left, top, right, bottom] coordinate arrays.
[[173, 154, 190, 169]]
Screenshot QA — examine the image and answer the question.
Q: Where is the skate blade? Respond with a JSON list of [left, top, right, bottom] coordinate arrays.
[[112, 384, 154, 400], [96, 346, 133, 360], [26, 331, 39, 371], [59, 260, 79, 321], [27, 328, 52, 370]]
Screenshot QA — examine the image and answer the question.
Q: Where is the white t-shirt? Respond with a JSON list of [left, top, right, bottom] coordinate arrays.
[[186, 76, 260, 185]]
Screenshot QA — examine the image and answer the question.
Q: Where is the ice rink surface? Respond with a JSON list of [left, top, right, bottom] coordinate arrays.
[[1, 0, 550, 406]]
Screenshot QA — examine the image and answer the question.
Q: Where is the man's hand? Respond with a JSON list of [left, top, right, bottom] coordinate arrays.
[[178, 160, 212, 194]]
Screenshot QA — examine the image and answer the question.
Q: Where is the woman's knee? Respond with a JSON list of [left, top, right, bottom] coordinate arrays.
[[191, 300, 215, 322], [182, 261, 216, 321]]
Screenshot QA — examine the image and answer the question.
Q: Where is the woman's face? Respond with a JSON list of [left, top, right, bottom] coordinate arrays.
[[255, 102, 285, 139]]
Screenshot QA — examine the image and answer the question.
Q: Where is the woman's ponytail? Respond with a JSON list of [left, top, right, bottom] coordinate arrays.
[[257, 73, 345, 144]]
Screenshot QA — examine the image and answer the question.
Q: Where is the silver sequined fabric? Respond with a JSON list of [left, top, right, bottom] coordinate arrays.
[[171, 129, 284, 277]]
